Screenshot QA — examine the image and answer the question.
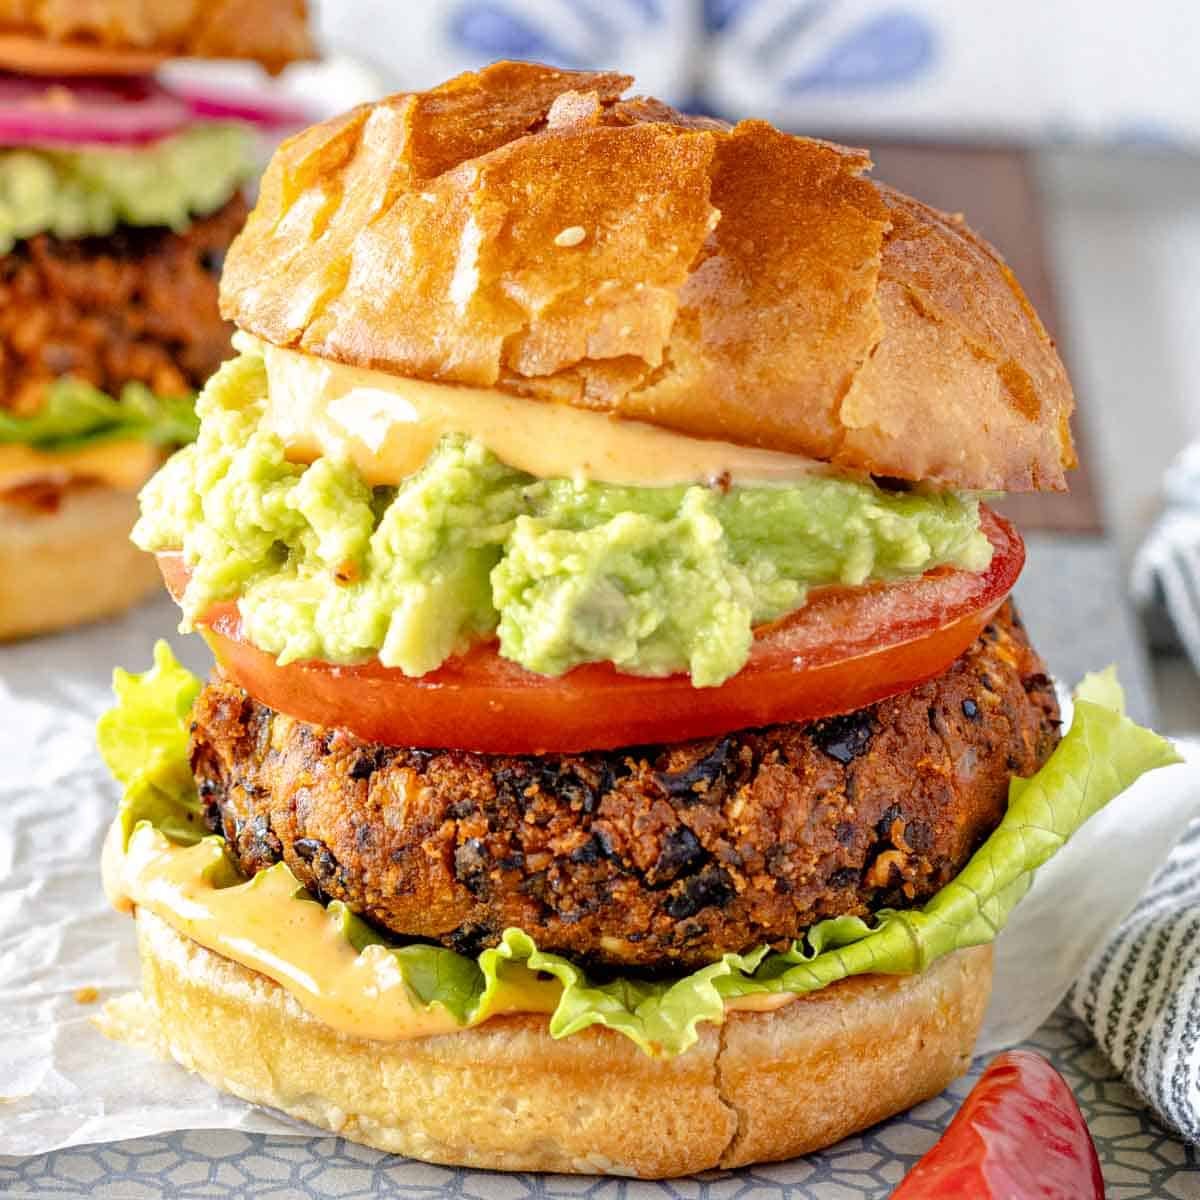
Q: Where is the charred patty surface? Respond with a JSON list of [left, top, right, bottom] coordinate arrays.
[[190, 602, 1060, 970], [0, 195, 246, 415]]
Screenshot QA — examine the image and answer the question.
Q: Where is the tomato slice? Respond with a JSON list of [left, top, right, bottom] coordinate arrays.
[[158, 506, 1022, 754], [892, 1051, 1105, 1199]]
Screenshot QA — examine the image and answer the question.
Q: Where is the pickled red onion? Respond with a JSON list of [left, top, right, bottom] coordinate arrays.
[[171, 83, 310, 132], [0, 75, 190, 146], [0, 74, 309, 150]]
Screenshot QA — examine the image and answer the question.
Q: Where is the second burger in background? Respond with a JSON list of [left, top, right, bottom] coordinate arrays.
[[0, 0, 312, 640]]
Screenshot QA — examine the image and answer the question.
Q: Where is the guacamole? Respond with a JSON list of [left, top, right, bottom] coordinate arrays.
[[135, 352, 994, 686], [0, 123, 256, 253]]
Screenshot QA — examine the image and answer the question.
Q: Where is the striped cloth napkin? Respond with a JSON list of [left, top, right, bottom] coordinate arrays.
[[1071, 746, 1200, 1143], [1133, 442, 1200, 674]]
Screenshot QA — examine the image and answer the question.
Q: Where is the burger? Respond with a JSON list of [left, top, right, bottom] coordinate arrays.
[[96, 63, 1178, 1178], [0, 0, 312, 640]]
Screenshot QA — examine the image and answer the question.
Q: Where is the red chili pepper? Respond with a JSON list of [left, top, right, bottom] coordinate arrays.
[[892, 1051, 1105, 1199]]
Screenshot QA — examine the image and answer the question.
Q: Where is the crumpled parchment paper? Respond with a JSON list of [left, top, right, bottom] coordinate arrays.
[[1, 595, 1198, 1157]]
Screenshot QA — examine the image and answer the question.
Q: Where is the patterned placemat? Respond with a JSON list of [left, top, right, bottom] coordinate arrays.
[[2, 1004, 1196, 1199]]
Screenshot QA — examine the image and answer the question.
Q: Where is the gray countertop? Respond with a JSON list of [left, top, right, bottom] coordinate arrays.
[[1017, 534, 1158, 726]]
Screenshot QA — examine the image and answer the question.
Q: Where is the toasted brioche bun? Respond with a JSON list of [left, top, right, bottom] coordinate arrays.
[[113, 909, 991, 1178], [0, 484, 159, 640], [0, 0, 312, 73], [222, 61, 1074, 493]]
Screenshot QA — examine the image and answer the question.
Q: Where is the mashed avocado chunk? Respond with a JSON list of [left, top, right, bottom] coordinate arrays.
[[135, 352, 994, 686], [0, 124, 256, 254]]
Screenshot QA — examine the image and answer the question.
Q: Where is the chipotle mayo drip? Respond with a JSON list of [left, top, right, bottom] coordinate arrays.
[[0, 439, 158, 494], [257, 339, 828, 489], [105, 822, 799, 1041], [106, 823, 561, 1041]]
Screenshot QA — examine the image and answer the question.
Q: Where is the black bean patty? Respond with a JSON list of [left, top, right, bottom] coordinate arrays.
[[0, 194, 246, 416], [190, 601, 1060, 970]]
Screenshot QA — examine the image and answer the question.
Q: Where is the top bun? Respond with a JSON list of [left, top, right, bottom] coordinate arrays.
[[0, 0, 312, 72], [221, 62, 1075, 492]]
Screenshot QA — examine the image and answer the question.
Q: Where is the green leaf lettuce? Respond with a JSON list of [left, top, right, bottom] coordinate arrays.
[[100, 647, 1181, 1057], [0, 378, 198, 452], [98, 641, 203, 847]]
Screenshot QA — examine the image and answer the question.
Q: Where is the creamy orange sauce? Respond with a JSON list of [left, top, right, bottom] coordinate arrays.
[[0, 439, 158, 494], [109, 823, 560, 1041], [259, 340, 826, 489], [0, 33, 167, 77], [108, 821, 800, 1040], [722, 990, 800, 1014]]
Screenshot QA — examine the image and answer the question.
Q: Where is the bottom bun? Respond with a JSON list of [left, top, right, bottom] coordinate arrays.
[[0, 486, 160, 640], [116, 909, 992, 1178]]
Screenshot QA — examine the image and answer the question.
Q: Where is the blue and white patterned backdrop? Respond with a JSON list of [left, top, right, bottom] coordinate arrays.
[[315, 0, 1200, 150]]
